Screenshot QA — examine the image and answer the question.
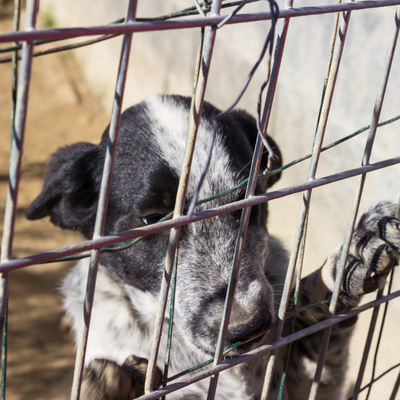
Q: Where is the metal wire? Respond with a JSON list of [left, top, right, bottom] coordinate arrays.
[[69, 1, 138, 399], [0, 0, 400, 399], [0, 156, 398, 275], [365, 271, 395, 400], [0, 0, 21, 397], [309, 4, 400, 399], [187, 0, 280, 217], [144, 0, 224, 393], [0, 1, 39, 399], [2, 1, 400, 44], [263, 1, 353, 397], [136, 290, 400, 400], [205, 4, 279, 396]]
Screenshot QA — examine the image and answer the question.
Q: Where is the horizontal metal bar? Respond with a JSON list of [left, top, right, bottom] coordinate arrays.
[[137, 290, 400, 400], [0, 34, 120, 64], [1, 155, 399, 272], [1, 0, 400, 43]]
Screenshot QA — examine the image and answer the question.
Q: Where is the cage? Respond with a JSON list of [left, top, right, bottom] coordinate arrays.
[[0, 0, 400, 399]]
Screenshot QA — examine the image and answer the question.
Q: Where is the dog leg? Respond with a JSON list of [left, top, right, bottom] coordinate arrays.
[[81, 356, 162, 400], [284, 201, 399, 400]]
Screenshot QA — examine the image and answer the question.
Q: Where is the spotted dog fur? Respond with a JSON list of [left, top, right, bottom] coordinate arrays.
[[26, 95, 400, 400]]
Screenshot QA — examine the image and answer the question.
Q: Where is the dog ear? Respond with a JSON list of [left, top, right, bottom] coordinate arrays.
[[231, 109, 282, 189], [26, 142, 103, 238]]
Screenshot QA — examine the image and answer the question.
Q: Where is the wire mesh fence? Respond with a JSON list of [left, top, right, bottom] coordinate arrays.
[[0, 0, 400, 399]]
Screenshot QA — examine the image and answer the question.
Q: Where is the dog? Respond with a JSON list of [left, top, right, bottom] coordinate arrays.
[[26, 94, 400, 400]]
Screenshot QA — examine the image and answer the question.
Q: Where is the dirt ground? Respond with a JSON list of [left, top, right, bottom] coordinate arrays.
[[0, 8, 109, 400]]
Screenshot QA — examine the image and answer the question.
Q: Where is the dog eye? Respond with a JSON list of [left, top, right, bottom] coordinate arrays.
[[141, 214, 164, 225]]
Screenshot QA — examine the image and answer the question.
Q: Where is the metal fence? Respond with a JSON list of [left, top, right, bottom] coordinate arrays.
[[0, 0, 400, 399]]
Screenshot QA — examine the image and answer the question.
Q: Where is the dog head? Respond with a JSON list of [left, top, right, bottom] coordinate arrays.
[[26, 94, 282, 357]]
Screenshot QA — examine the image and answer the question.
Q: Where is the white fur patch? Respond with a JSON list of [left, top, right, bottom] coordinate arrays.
[[299, 357, 332, 385], [145, 94, 238, 202], [62, 258, 251, 400]]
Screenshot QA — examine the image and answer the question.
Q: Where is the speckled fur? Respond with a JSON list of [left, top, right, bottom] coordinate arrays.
[[26, 95, 400, 400]]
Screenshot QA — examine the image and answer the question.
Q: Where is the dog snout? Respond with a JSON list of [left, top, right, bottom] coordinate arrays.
[[226, 307, 271, 344]]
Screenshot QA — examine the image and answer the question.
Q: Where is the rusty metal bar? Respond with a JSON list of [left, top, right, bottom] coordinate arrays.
[[277, 7, 342, 398], [0, 1, 398, 399], [207, 3, 275, 400], [349, 6, 400, 400], [389, 368, 400, 400], [310, 3, 400, 398], [0, 0, 21, 397], [192, 0, 207, 18], [133, 290, 400, 400], [1, 1, 400, 43], [187, 0, 281, 218], [144, 0, 224, 393], [0, 0, 39, 398], [257, 1, 294, 398], [263, 3, 352, 397], [0, 0, 39, 288], [0, 156, 399, 274], [309, 4, 400, 399], [305, 5, 355, 393], [160, 23, 206, 395], [69, 1, 138, 399], [206, 2, 279, 398]]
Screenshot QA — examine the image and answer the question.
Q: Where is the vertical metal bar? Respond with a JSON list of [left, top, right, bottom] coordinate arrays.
[[267, 3, 341, 397], [314, 6, 341, 136], [162, 19, 206, 390], [161, 248, 178, 400], [305, 7, 353, 400], [350, 299, 382, 400], [69, 2, 138, 399], [0, 309, 6, 400], [258, 1, 294, 397], [1, 0, 21, 395], [144, 0, 223, 393], [349, 6, 400, 400], [394, 199, 400, 400], [389, 368, 400, 400], [333, 4, 399, 316], [207, 2, 279, 399], [276, 215, 309, 399], [0, 1, 38, 398], [307, 326, 333, 400], [206, 120, 268, 400], [262, 3, 352, 399], [365, 270, 395, 400], [10, 0, 22, 147], [309, 5, 400, 400], [260, 0, 292, 137]]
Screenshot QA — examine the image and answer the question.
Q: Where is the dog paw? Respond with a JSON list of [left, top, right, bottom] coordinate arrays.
[[81, 356, 162, 400], [325, 201, 399, 299]]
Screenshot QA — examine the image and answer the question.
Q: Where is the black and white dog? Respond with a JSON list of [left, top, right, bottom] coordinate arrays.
[[26, 94, 399, 400]]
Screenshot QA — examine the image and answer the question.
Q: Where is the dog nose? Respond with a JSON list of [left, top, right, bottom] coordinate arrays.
[[226, 308, 270, 344]]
